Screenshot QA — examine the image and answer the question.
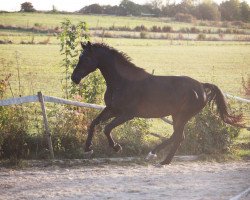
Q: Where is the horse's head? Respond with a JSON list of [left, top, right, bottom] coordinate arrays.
[[71, 41, 98, 84]]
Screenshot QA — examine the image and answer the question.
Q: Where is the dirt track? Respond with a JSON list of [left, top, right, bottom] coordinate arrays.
[[0, 160, 249, 200]]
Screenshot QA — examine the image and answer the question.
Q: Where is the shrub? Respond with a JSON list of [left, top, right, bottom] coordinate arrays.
[[140, 31, 148, 39], [175, 13, 196, 23], [162, 26, 172, 32], [0, 75, 32, 159], [0, 105, 31, 159], [197, 33, 206, 40], [199, 21, 209, 26], [49, 105, 91, 158], [134, 25, 148, 32], [180, 105, 241, 154], [151, 26, 161, 32], [231, 21, 244, 27], [190, 27, 200, 33], [34, 23, 42, 27]]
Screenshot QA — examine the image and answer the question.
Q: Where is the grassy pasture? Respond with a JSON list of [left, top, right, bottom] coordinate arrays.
[[0, 38, 249, 97], [1, 12, 249, 33], [0, 12, 185, 29]]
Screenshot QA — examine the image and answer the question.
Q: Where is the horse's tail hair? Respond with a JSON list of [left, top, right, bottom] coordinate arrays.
[[203, 83, 244, 127]]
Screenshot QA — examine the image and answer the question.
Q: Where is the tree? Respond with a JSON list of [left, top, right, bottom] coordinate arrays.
[[52, 5, 58, 13], [220, 0, 241, 21], [240, 1, 250, 22], [79, 4, 103, 14], [119, 0, 141, 16], [196, 2, 221, 21], [150, 0, 163, 9], [176, 0, 196, 15], [20, 2, 35, 12]]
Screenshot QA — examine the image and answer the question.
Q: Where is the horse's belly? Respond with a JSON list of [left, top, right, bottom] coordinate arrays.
[[136, 101, 173, 118]]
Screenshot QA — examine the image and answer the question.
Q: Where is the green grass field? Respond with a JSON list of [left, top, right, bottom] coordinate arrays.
[[1, 38, 249, 97], [0, 12, 185, 29], [1, 12, 249, 32]]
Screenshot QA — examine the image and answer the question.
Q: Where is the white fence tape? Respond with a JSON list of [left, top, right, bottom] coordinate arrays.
[[0, 95, 38, 106], [225, 93, 250, 103], [44, 96, 105, 110], [0, 93, 249, 107], [0, 93, 249, 128]]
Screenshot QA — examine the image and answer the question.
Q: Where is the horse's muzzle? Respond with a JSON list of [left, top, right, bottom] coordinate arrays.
[[71, 74, 81, 84]]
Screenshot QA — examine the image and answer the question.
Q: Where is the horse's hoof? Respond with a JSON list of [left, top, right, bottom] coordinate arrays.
[[154, 163, 166, 168], [160, 161, 171, 165], [83, 150, 94, 158], [113, 143, 122, 153], [145, 151, 157, 161]]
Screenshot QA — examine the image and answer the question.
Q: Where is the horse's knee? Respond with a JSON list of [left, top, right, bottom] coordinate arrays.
[[104, 125, 112, 136]]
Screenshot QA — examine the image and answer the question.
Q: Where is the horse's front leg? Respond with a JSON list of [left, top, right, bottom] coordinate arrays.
[[104, 114, 134, 152], [85, 107, 114, 153]]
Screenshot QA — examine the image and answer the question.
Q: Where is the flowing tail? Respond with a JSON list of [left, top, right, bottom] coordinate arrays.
[[203, 83, 244, 127]]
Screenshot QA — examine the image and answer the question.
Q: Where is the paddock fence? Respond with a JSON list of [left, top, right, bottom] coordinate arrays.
[[0, 91, 249, 159]]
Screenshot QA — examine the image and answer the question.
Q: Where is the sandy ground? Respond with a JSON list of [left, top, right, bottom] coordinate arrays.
[[0, 160, 249, 200]]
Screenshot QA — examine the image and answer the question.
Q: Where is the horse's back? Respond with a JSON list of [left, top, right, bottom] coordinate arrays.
[[135, 75, 206, 118]]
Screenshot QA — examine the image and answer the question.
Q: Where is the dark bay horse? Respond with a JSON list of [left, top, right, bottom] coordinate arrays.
[[71, 41, 243, 165]]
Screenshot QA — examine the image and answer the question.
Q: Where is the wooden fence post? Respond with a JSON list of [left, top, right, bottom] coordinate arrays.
[[37, 91, 54, 159]]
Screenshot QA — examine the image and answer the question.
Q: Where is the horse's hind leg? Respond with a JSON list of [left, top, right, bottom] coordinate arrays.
[[146, 135, 175, 160], [85, 107, 114, 153], [160, 111, 196, 165], [160, 121, 185, 165], [104, 114, 134, 152]]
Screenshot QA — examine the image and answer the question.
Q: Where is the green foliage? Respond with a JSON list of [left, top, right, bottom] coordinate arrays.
[[180, 105, 241, 154], [140, 31, 148, 39], [197, 2, 221, 21], [0, 75, 31, 159], [58, 19, 89, 98], [114, 118, 151, 156], [175, 13, 195, 23], [197, 33, 206, 40], [0, 106, 30, 159], [78, 71, 105, 104], [48, 104, 92, 158]]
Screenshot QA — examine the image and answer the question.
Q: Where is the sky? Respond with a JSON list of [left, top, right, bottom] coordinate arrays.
[[0, 0, 249, 12]]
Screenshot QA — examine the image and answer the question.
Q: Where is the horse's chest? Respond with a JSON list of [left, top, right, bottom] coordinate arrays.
[[108, 85, 141, 108]]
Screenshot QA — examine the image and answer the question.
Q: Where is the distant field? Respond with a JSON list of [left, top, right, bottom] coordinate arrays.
[[0, 12, 187, 29], [2, 12, 249, 32]]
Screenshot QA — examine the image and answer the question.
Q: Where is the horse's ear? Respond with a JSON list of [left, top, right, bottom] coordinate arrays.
[[87, 41, 92, 46], [81, 42, 87, 49], [87, 41, 92, 50], [81, 41, 92, 50]]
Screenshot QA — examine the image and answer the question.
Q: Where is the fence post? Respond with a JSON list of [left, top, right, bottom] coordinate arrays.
[[37, 91, 54, 159]]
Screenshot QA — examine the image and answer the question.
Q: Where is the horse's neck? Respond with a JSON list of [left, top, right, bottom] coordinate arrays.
[[97, 50, 150, 87], [98, 61, 120, 88]]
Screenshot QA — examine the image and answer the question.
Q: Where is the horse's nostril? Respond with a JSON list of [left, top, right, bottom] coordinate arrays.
[[71, 74, 80, 84]]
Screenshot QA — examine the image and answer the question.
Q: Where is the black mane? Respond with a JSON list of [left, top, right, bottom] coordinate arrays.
[[92, 43, 149, 80]]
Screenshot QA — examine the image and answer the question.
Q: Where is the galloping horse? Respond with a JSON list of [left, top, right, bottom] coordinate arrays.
[[71, 41, 243, 165]]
